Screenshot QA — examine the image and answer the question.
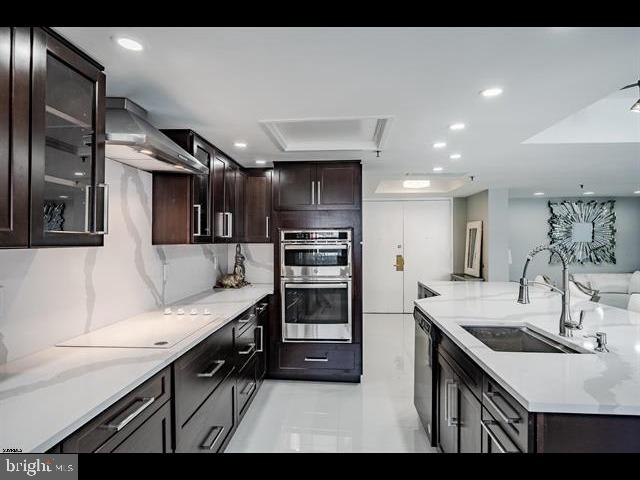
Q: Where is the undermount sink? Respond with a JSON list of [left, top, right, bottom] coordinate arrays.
[[461, 325, 587, 354]]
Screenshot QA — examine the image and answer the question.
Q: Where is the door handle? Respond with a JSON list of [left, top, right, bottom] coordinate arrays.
[[197, 360, 226, 378], [445, 380, 459, 426], [238, 342, 256, 355], [100, 396, 155, 431], [265, 216, 270, 238], [200, 426, 225, 450], [317, 181, 321, 204], [311, 181, 315, 205], [194, 204, 202, 236], [395, 254, 405, 271]]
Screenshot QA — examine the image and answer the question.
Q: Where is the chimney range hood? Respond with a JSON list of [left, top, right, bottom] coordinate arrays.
[[105, 97, 208, 175]]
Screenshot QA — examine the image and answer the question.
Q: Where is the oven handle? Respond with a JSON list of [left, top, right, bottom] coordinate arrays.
[[284, 283, 348, 289], [283, 244, 349, 250]]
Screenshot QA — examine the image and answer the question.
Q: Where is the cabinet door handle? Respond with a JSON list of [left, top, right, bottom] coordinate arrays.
[[304, 356, 329, 362], [238, 313, 256, 324], [238, 343, 256, 355], [197, 359, 226, 378], [256, 326, 264, 353], [445, 380, 459, 426], [100, 396, 155, 432], [226, 212, 233, 238], [483, 391, 521, 424], [265, 216, 270, 239], [317, 181, 321, 205], [194, 204, 202, 236], [200, 426, 225, 450], [311, 181, 315, 205], [241, 381, 256, 396], [94, 183, 109, 235]]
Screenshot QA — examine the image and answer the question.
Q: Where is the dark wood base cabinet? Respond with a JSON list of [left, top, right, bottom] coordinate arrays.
[[55, 296, 272, 453], [431, 320, 640, 453]]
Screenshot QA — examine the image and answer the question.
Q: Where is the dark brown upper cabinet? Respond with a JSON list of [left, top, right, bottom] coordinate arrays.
[[0, 28, 30, 248], [153, 130, 214, 245], [213, 152, 244, 242], [30, 28, 106, 247], [273, 161, 361, 211], [244, 170, 272, 243]]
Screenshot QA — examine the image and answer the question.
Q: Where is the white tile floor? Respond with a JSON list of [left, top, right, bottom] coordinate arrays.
[[226, 314, 437, 453]]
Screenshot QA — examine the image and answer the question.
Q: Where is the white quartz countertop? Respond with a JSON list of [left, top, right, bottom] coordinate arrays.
[[415, 281, 640, 416], [0, 284, 273, 453]]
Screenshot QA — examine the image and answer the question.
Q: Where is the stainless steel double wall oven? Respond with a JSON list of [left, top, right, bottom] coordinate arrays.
[[280, 229, 353, 343]]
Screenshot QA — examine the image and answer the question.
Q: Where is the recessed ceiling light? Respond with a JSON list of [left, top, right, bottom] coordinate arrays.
[[449, 153, 461, 160], [74, 172, 85, 177], [116, 37, 143, 52], [59, 195, 69, 199], [234, 142, 247, 149], [634, 190, 640, 194], [140, 149, 153, 155], [432, 167, 443, 172], [255, 160, 266, 165], [433, 142, 447, 149], [174, 165, 185, 170], [583, 191, 595, 196], [481, 87, 503, 97], [403, 180, 431, 189], [449, 123, 466, 131], [534, 192, 545, 196]]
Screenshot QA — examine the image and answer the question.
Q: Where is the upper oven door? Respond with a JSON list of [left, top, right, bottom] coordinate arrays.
[[281, 243, 351, 278]]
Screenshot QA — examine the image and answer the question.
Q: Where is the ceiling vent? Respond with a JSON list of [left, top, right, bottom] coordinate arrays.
[[260, 116, 393, 152]]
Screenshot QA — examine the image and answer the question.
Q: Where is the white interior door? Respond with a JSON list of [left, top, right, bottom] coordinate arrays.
[[363, 200, 452, 314], [402, 200, 452, 312], [363, 202, 404, 313]]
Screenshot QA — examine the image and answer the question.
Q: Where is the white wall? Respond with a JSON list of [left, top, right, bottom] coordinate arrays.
[[0, 159, 228, 364], [227, 244, 274, 284], [508, 196, 640, 284]]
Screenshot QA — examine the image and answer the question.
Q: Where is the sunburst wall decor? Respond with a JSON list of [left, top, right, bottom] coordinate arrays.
[[547, 200, 616, 265]]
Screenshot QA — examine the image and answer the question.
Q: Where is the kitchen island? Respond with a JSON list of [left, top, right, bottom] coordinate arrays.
[[415, 281, 640, 453]]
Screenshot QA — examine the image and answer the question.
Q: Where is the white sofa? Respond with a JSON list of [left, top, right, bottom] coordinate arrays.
[[571, 272, 640, 312]]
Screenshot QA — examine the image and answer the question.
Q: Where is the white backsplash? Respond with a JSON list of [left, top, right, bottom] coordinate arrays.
[[0, 159, 228, 364], [227, 244, 274, 284]]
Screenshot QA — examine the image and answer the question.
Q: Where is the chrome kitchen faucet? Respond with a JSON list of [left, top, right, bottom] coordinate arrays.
[[517, 244, 582, 337]]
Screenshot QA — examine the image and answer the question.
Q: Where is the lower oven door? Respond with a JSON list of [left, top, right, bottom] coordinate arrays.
[[281, 280, 352, 343]]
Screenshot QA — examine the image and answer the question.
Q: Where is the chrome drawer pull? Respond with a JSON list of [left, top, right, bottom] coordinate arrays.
[[200, 426, 225, 450], [238, 343, 256, 355], [445, 380, 459, 427], [241, 381, 256, 396], [304, 356, 329, 362], [197, 360, 226, 378], [483, 391, 521, 424], [481, 420, 512, 453], [256, 303, 268, 313], [100, 396, 155, 432], [238, 313, 256, 324]]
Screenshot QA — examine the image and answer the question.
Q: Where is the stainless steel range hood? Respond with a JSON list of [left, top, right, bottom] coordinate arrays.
[[105, 97, 208, 175]]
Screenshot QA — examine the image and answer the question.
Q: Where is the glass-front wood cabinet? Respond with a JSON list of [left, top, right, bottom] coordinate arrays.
[[30, 28, 106, 247]]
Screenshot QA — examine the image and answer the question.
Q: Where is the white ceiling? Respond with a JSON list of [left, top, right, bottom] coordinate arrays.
[[56, 27, 640, 198]]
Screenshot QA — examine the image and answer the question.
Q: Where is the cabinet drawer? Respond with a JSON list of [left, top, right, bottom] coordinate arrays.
[[176, 375, 235, 453], [439, 334, 483, 401], [237, 355, 258, 418], [278, 344, 356, 371], [62, 367, 171, 453], [236, 322, 257, 370], [173, 321, 235, 428], [482, 377, 529, 452], [108, 401, 172, 453], [481, 407, 521, 453]]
